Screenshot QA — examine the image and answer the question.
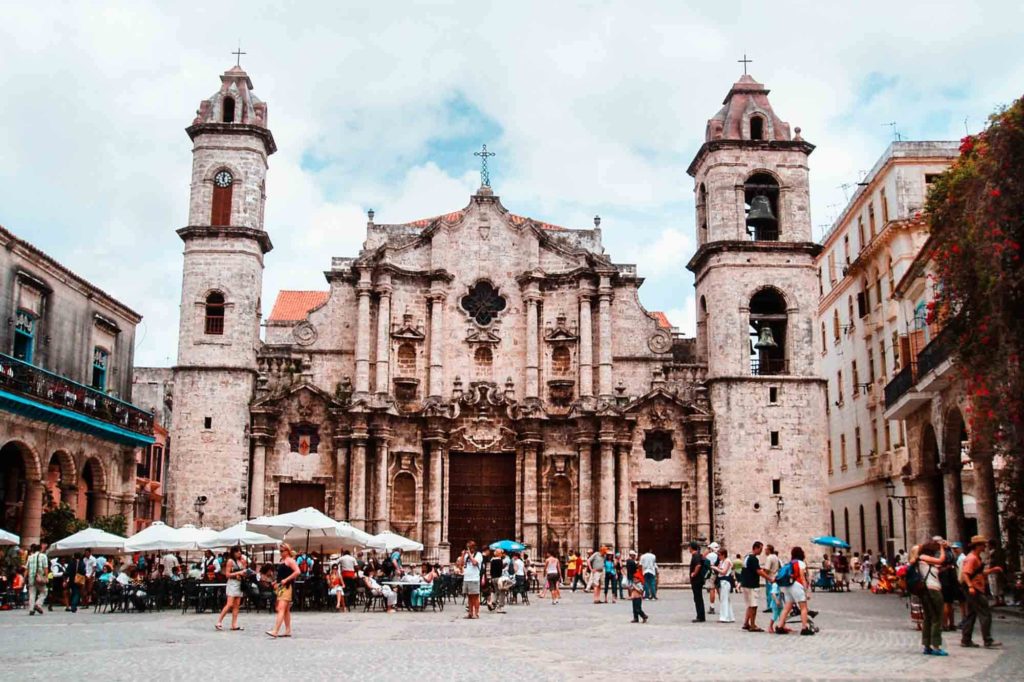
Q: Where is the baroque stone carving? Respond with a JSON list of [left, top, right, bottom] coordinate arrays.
[[293, 321, 317, 346], [648, 328, 672, 353]]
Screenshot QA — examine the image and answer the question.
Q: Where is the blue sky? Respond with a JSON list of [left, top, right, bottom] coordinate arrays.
[[1, 1, 1021, 366]]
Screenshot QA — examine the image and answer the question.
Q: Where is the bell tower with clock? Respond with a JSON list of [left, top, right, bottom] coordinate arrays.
[[169, 63, 277, 528]]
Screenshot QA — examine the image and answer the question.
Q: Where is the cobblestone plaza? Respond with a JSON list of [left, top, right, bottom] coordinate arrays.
[[4, 590, 1021, 680]]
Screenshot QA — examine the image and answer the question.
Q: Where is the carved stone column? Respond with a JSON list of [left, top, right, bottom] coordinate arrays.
[[597, 276, 613, 397], [423, 437, 445, 553], [374, 275, 392, 393], [372, 431, 391, 533], [578, 293, 593, 398], [332, 434, 349, 521], [523, 442, 540, 550], [972, 454, 1001, 542], [598, 436, 615, 547], [250, 436, 269, 518], [60, 485, 78, 516], [349, 424, 368, 529], [942, 460, 966, 545], [355, 268, 373, 393], [576, 438, 593, 550], [695, 445, 711, 541], [525, 296, 540, 398], [22, 480, 43, 546], [428, 292, 446, 398], [94, 491, 111, 518], [615, 442, 631, 551]]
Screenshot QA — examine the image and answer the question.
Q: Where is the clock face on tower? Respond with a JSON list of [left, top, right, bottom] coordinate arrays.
[[214, 170, 233, 188]]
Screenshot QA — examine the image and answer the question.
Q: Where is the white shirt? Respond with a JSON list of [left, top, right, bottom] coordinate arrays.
[[83, 556, 97, 577], [955, 552, 966, 579], [513, 558, 525, 577], [339, 555, 357, 572], [639, 552, 657, 575], [160, 553, 180, 573], [50, 559, 65, 577], [462, 551, 483, 581]]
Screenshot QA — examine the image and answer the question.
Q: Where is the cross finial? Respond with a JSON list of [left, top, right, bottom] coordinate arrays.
[[738, 52, 753, 75], [232, 42, 246, 67], [474, 144, 496, 188]]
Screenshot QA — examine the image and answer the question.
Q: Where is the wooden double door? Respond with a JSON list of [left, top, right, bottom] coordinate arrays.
[[636, 488, 682, 562], [278, 482, 325, 514], [447, 452, 516, 553]]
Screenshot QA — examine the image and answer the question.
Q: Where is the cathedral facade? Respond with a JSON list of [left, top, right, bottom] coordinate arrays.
[[166, 66, 828, 565]]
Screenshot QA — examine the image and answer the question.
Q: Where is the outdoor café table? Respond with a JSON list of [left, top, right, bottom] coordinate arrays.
[[383, 581, 422, 610], [198, 582, 226, 613]]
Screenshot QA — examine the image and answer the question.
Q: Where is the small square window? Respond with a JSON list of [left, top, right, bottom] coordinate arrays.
[[769, 387, 778, 404], [772, 478, 782, 496], [203, 416, 212, 429], [770, 431, 780, 447]]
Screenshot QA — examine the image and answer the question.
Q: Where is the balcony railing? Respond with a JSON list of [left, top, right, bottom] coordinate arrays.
[[751, 358, 789, 376], [0, 352, 153, 436], [916, 324, 955, 378], [884, 362, 917, 409]]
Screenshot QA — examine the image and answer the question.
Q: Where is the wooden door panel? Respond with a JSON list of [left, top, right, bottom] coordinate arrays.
[[637, 489, 682, 562], [278, 483, 326, 514], [448, 453, 515, 553]]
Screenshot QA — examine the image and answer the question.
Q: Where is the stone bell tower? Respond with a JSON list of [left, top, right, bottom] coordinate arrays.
[[169, 64, 276, 528], [687, 73, 828, 550]]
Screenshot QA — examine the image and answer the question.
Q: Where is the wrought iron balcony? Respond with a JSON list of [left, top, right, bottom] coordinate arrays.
[[916, 324, 955, 379], [884, 363, 917, 409], [0, 352, 153, 442], [751, 358, 788, 376]]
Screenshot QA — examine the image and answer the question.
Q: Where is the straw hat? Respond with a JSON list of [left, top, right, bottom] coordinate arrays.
[[969, 535, 989, 547]]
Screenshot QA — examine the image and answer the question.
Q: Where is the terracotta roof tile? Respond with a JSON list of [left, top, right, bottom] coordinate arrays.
[[268, 290, 328, 322], [651, 311, 673, 330]]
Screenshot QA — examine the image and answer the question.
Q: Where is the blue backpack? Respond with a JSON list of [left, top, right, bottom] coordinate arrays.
[[775, 561, 795, 587]]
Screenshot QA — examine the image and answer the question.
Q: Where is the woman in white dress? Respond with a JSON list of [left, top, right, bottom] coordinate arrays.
[[715, 548, 735, 623], [216, 546, 248, 631]]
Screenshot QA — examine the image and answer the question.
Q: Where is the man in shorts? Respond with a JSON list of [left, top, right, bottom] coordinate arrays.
[[739, 541, 772, 632], [587, 548, 606, 604], [706, 542, 720, 614]]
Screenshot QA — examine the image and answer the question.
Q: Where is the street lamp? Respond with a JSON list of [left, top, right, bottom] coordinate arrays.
[[775, 496, 785, 520], [884, 478, 916, 556]]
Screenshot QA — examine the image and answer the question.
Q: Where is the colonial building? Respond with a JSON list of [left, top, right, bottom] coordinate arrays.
[[814, 142, 958, 554], [884, 237, 1004, 549], [131, 367, 174, 531], [0, 226, 154, 546], [164, 65, 828, 565]]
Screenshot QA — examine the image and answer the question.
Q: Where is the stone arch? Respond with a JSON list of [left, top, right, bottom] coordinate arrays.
[[45, 449, 76, 507], [79, 456, 108, 522], [0, 439, 42, 482], [0, 440, 41, 537], [389, 471, 417, 536], [201, 162, 243, 184], [749, 287, 789, 376], [942, 408, 968, 466], [697, 295, 709, 358]]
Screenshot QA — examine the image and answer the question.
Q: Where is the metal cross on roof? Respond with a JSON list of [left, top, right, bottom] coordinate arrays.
[[233, 42, 246, 67], [738, 53, 753, 75], [474, 144, 496, 187]]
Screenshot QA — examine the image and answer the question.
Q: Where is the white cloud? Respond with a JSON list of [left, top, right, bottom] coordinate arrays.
[[1, 1, 1021, 368]]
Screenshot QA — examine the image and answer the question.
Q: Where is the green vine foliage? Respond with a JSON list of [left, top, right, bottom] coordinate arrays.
[[926, 95, 1024, 558], [41, 503, 87, 546]]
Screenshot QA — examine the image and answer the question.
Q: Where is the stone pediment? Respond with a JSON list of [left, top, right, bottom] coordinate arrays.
[[391, 312, 425, 341], [253, 381, 338, 411], [544, 314, 578, 343], [465, 327, 501, 345], [623, 387, 708, 418]]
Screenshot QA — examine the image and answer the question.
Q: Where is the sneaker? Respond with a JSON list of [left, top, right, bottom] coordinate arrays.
[[961, 641, 980, 648], [984, 641, 1002, 649], [800, 628, 815, 636], [922, 647, 933, 655], [931, 648, 948, 656]]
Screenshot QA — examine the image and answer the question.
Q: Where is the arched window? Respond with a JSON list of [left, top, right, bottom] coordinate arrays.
[[204, 292, 225, 335], [844, 507, 851, 544], [13, 309, 36, 363], [749, 288, 787, 375], [868, 203, 877, 237], [744, 173, 779, 241], [474, 346, 493, 380], [697, 183, 708, 243], [832, 309, 840, 343], [830, 509, 836, 537], [820, 322, 827, 353], [859, 505, 866, 553], [698, 295, 709, 355], [222, 96, 235, 123], [750, 115, 765, 140], [875, 501, 884, 553], [551, 346, 571, 375], [211, 169, 233, 226]]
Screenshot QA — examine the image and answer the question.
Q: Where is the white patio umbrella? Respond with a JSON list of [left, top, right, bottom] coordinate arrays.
[[175, 524, 219, 550], [124, 521, 193, 552], [0, 529, 19, 546], [338, 521, 384, 549], [200, 521, 280, 551], [372, 530, 424, 552], [246, 507, 349, 553], [48, 527, 126, 557]]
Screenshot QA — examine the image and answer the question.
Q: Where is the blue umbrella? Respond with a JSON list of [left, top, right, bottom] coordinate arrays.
[[489, 539, 527, 552], [811, 535, 851, 549]]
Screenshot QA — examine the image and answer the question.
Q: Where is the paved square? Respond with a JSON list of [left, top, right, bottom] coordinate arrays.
[[3, 590, 1021, 680]]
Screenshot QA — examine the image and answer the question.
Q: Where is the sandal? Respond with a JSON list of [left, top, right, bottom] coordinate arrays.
[[749, 626, 765, 632], [265, 631, 277, 638], [215, 624, 223, 631], [279, 634, 292, 638], [231, 627, 243, 631]]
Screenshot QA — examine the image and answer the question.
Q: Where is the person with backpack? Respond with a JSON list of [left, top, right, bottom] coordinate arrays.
[[775, 546, 813, 635], [910, 541, 948, 656]]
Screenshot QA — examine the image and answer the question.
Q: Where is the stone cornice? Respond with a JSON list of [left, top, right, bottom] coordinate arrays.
[[177, 225, 273, 254], [687, 139, 815, 177], [686, 240, 821, 273], [186, 122, 277, 156]]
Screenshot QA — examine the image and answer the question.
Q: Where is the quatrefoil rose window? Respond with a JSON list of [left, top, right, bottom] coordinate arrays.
[[460, 281, 507, 326]]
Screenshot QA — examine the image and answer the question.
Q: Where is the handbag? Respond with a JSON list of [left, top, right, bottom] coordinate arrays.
[[74, 574, 86, 587]]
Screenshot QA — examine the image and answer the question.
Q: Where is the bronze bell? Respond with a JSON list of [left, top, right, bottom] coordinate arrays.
[[747, 195, 777, 232], [754, 326, 778, 350]]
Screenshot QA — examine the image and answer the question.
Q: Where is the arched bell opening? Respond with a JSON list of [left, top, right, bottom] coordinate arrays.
[[744, 172, 779, 241], [749, 288, 787, 375]]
